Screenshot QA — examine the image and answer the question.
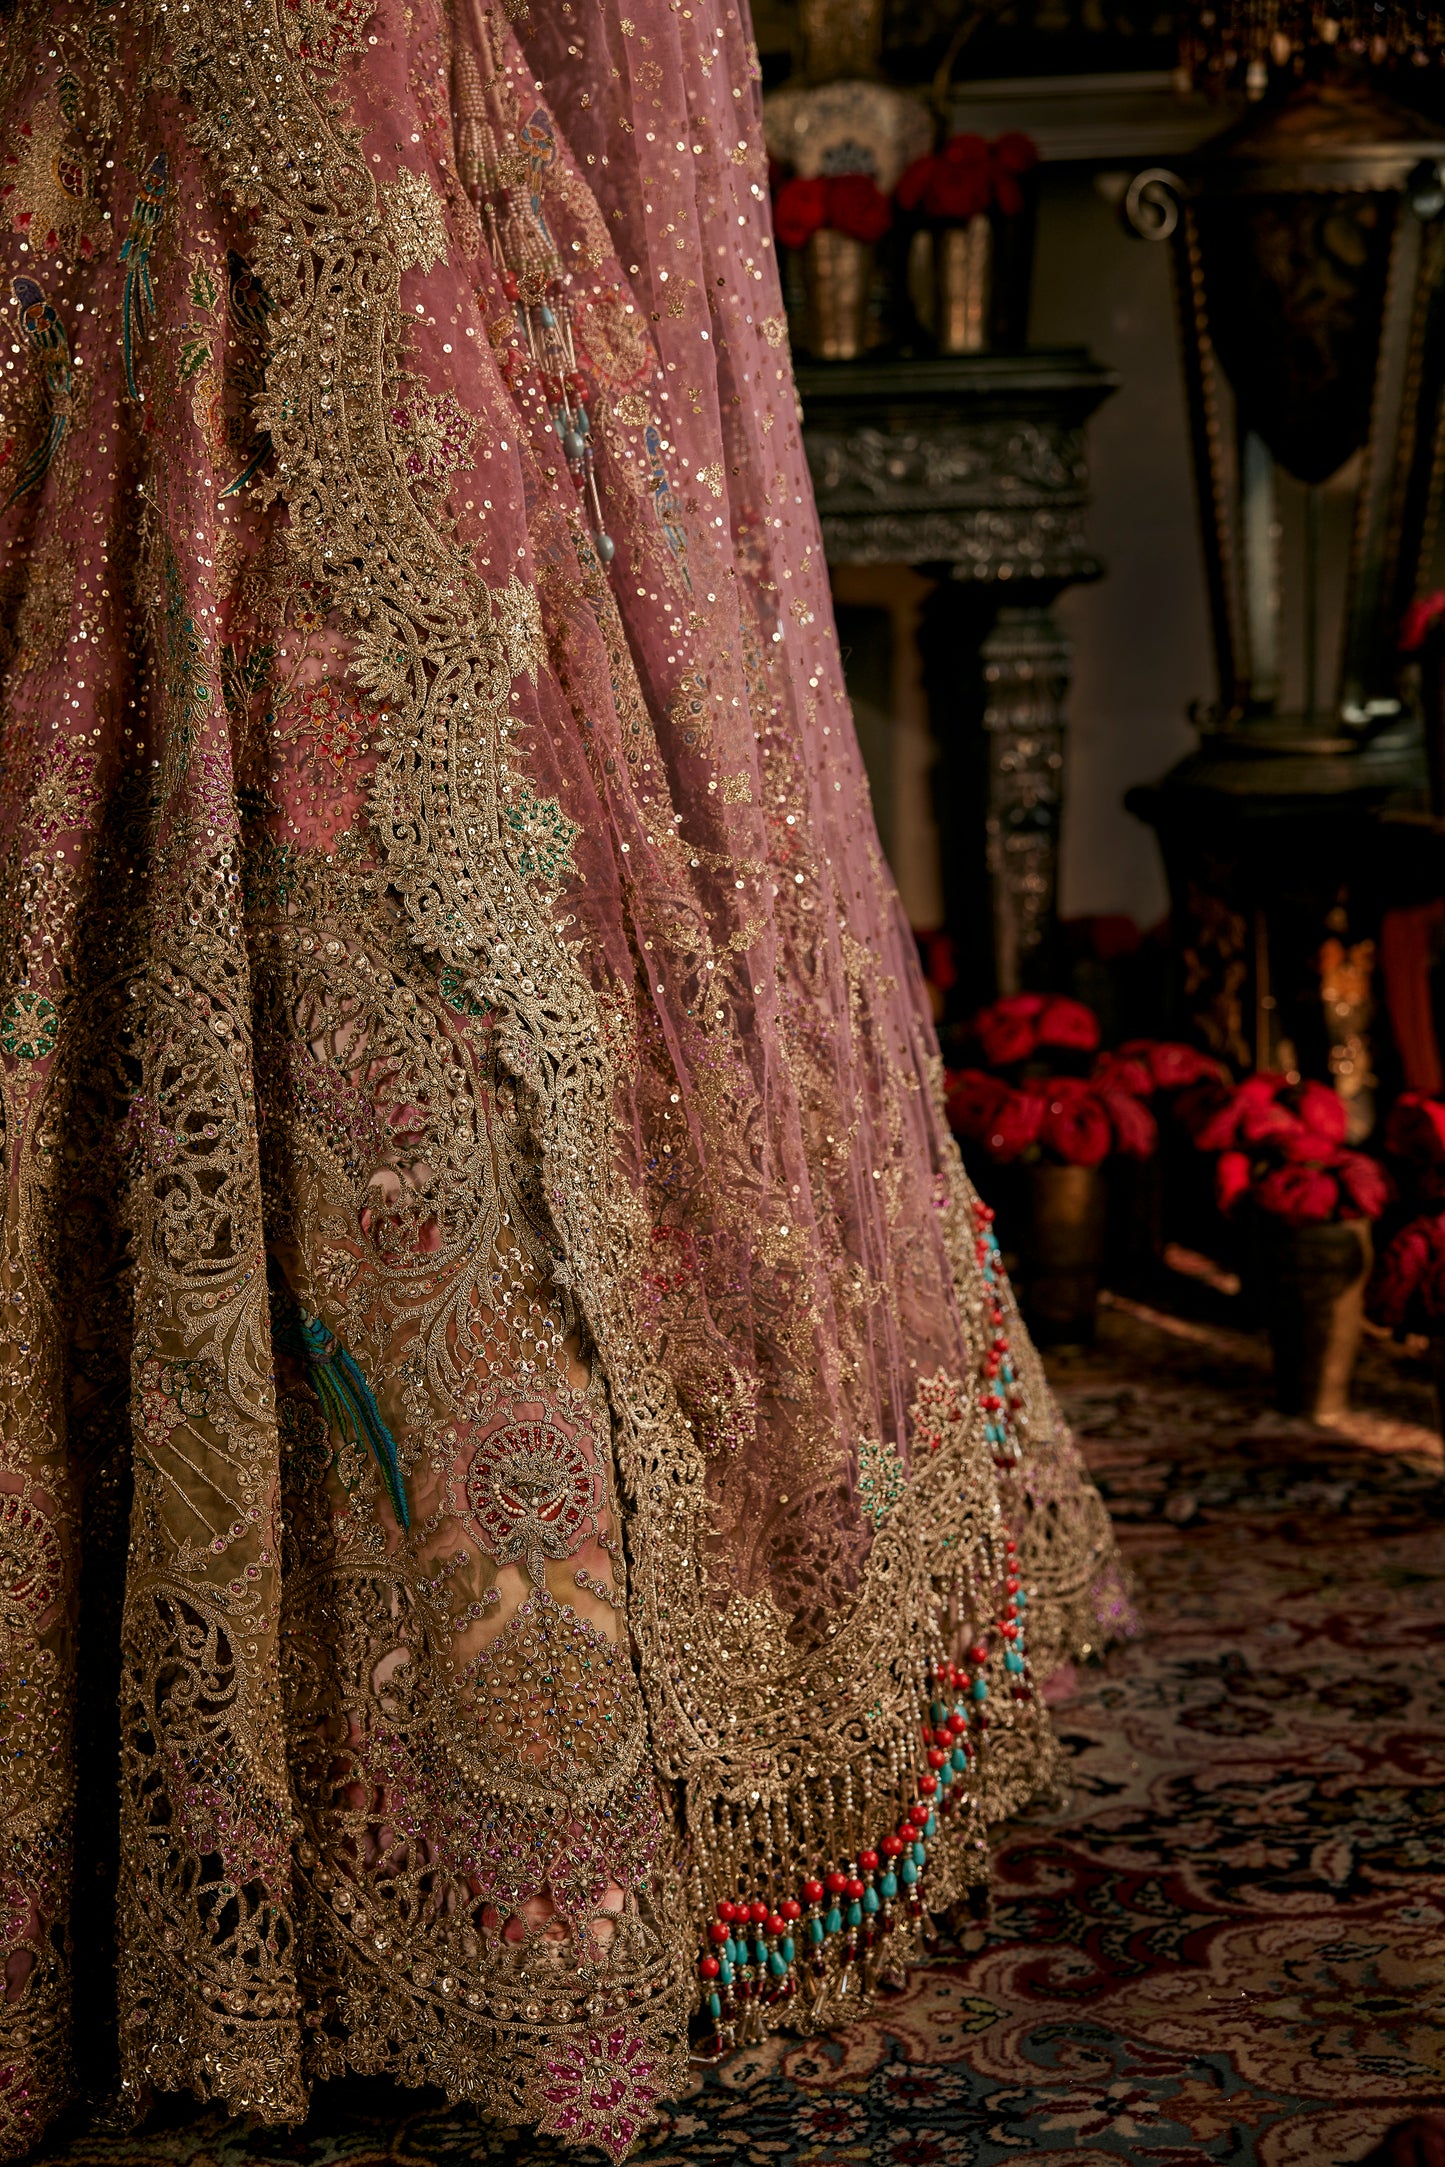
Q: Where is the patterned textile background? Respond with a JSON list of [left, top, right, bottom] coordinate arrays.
[[33, 1299, 1445, 2165]]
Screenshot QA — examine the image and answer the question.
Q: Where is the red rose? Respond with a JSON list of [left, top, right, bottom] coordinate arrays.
[[774, 176, 828, 250], [972, 996, 1041, 1069], [1401, 591, 1445, 653], [942, 132, 991, 169], [1120, 1040, 1226, 1092], [1034, 995, 1101, 1055], [992, 130, 1039, 177], [1235, 1074, 1297, 1147], [1098, 1084, 1157, 1160], [1093, 1051, 1155, 1099], [946, 1068, 1008, 1141], [1175, 1076, 1235, 1143], [826, 174, 892, 244], [1215, 1150, 1252, 1213], [946, 1071, 1041, 1161], [1333, 1150, 1391, 1221], [926, 164, 991, 222], [983, 1087, 1045, 1163], [1384, 1091, 1445, 1167], [1368, 1215, 1443, 1330], [1036, 1079, 1112, 1167], [1253, 1164, 1339, 1224], [896, 155, 936, 215], [1282, 1079, 1348, 1148], [1275, 1128, 1337, 1164]]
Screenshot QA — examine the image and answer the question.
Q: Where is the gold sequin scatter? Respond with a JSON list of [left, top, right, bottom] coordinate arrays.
[[0, 0, 1129, 2156]]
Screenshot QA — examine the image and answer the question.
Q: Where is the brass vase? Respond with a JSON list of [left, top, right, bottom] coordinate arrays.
[[1023, 1163, 1107, 1347], [804, 230, 872, 361], [1254, 1216, 1371, 1420], [935, 216, 992, 355]]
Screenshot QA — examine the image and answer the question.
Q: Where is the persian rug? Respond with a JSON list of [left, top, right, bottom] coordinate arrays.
[[40, 1298, 1445, 2166]]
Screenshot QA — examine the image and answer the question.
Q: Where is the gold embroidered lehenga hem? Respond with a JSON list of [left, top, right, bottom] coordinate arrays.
[[0, 0, 1132, 2156]]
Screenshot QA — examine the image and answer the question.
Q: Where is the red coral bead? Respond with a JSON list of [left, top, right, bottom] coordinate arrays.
[[708, 1921, 729, 1944], [919, 1774, 938, 1797], [780, 1898, 802, 1921], [803, 1878, 825, 1904], [700, 1955, 720, 1978], [825, 1870, 847, 1895], [767, 1913, 786, 1936], [948, 1711, 967, 1734], [881, 1834, 904, 1857], [749, 1900, 768, 1924], [717, 1899, 737, 1922], [927, 1748, 947, 1770], [970, 1643, 989, 1666], [859, 1849, 878, 1872], [909, 1802, 930, 1826]]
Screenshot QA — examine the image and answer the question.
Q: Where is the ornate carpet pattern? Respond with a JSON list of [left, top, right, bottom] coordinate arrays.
[[43, 1300, 1445, 2165]]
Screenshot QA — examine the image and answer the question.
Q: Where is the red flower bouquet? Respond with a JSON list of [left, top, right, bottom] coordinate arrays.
[[945, 997, 1161, 1169], [773, 172, 893, 250], [1382, 1091, 1445, 1205], [1187, 1073, 1390, 1227], [1368, 1211, 1445, 1333], [896, 132, 1038, 224], [969, 992, 1101, 1068]]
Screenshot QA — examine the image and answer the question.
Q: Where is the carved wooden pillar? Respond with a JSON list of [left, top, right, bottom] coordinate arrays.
[[798, 352, 1116, 1011]]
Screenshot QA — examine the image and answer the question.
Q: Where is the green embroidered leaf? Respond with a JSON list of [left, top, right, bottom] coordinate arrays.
[[178, 332, 212, 382]]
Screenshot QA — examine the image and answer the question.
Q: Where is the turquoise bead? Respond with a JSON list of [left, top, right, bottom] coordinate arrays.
[[924, 1813, 936, 1838], [825, 1904, 842, 1935], [754, 1938, 768, 1966], [708, 1991, 722, 2018], [540, 305, 556, 327], [973, 1678, 989, 1702], [901, 1859, 918, 1886], [719, 1958, 734, 1984], [781, 1936, 795, 1962], [769, 1950, 787, 1978], [881, 1871, 898, 1899], [1005, 1651, 1024, 1673], [952, 1746, 967, 1772], [863, 1887, 879, 1914], [846, 1901, 862, 1928], [724, 1938, 738, 1965], [808, 1917, 824, 1946], [913, 1840, 927, 1866], [1016, 1588, 1028, 1607], [930, 1700, 945, 1724], [938, 1763, 952, 1788]]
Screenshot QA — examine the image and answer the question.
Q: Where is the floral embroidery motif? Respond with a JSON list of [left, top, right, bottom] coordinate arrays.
[[0, 989, 57, 1062], [381, 165, 450, 273], [389, 389, 475, 487], [0, 1494, 61, 1635], [534, 2021, 663, 2165], [465, 1403, 603, 1587], [501, 781, 578, 883]]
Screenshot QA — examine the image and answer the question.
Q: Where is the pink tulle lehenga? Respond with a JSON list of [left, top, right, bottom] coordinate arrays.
[[0, 0, 1131, 2156]]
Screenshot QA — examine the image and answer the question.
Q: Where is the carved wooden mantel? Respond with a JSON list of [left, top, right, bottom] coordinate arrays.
[[797, 350, 1118, 1005]]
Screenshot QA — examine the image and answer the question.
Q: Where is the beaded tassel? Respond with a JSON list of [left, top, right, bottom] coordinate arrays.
[[692, 1195, 1032, 2055]]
